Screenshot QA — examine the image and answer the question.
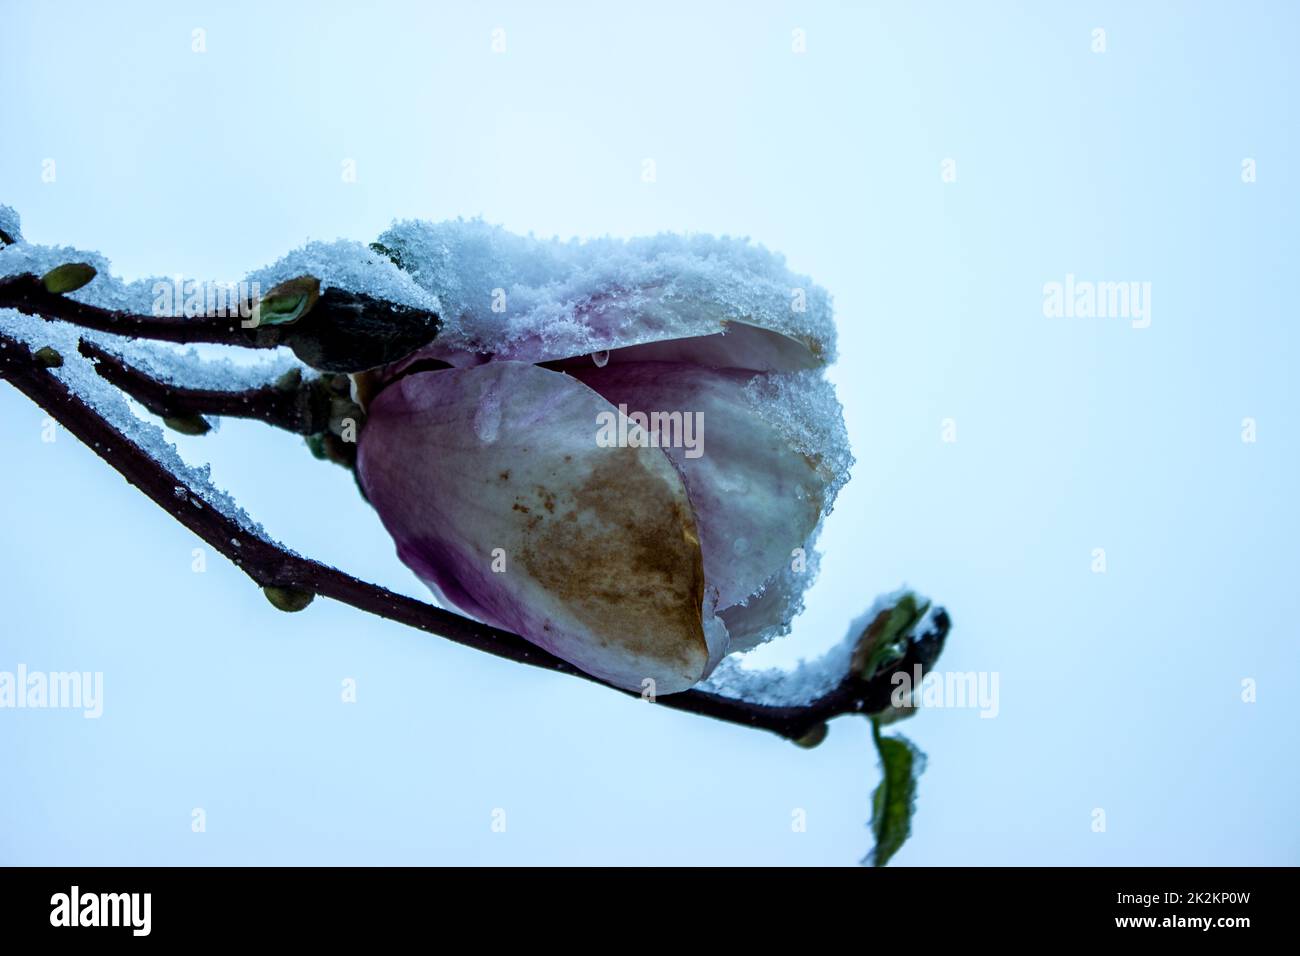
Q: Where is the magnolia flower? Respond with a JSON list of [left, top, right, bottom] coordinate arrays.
[[355, 222, 853, 694]]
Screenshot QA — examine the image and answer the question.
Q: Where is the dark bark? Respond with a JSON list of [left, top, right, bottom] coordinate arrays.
[[0, 273, 265, 346], [0, 273, 441, 373], [76, 339, 331, 436]]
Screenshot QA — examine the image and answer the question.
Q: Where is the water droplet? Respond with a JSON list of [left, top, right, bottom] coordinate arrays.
[[473, 389, 502, 443], [590, 350, 610, 368]]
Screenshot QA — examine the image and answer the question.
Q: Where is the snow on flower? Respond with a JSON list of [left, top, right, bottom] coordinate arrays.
[[356, 221, 854, 693]]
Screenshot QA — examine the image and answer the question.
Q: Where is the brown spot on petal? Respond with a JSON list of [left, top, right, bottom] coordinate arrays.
[[520, 446, 706, 676]]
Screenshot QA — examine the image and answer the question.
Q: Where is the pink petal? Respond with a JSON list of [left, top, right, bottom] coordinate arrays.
[[565, 361, 844, 650], [357, 361, 725, 693]]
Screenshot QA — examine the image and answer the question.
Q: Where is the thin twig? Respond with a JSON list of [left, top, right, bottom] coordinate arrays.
[[77, 339, 331, 435], [0, 327, 948, 741], [0, 273, 263, 346], [0, 273, 442, 373]]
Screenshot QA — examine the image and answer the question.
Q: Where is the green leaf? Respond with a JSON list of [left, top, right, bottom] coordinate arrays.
[[865, 717, 925, 867]]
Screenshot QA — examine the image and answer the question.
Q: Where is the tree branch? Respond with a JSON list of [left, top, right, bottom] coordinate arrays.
[[0, 272, 263, 346], [76, 338, 331, 436], [0, 272, 442, 373], [0, 326, 948, 742]]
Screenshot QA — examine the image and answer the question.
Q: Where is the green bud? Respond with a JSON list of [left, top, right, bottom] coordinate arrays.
[[41, 262, 97, 294], [793, 723, 829, 749], [263, 585, 315, 612], [304, 432, 329, 460], [304, 430, 356, 468], [273, 367, 303, 392], [162, 414, 211, 436], [253, 276, 320, 327], [852, 592, 930, 681], [34, 346, 64, 368]]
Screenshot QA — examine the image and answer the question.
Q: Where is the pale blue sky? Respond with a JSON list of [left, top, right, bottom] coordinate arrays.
[[1, 0, 1295, 864]]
